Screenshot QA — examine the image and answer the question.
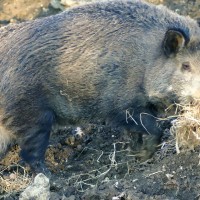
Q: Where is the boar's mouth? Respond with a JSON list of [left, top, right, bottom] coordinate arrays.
[[179, 95, 200, 106]]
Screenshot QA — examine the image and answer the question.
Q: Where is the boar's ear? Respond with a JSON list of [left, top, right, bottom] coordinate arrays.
[[163, 29, 187, 57]]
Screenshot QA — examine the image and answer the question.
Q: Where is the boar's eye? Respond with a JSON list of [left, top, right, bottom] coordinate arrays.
[[181, 62, 191, 72]]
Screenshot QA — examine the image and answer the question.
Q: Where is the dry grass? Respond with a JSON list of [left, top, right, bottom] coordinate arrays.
[[0, 164, 32, 193], [170, 101, 200, 153]]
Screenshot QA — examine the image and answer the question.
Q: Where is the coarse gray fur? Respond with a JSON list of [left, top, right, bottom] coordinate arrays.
[[1, 0, 200, 173]]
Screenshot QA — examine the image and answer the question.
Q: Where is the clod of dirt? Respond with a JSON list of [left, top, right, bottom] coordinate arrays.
[[19, 173, 50, 200], [0, 0, 51, 22], [50, 0, 99, 10], [0, 145, 20, 166]]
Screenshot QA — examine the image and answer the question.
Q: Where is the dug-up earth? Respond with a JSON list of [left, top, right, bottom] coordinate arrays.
[[1, 0, 200, 200]]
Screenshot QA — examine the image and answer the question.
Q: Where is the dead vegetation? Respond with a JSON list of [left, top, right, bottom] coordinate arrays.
[[170, 101, 200, 153], [0, 164, 32, 193]]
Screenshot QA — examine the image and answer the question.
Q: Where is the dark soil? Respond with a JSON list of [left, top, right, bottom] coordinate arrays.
[[1, 0, 200, 199]]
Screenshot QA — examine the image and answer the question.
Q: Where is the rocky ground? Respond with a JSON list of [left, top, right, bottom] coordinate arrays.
[[1, 0, 200, 200]]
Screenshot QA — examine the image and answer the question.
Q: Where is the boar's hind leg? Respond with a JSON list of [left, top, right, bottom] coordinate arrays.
[[18, 110, 54, 175]]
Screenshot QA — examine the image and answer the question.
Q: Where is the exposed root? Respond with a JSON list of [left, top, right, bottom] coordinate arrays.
[[66, 142, 136, 192]]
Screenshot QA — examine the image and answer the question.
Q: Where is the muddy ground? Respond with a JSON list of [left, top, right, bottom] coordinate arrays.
[[1, 0, 200, 199]]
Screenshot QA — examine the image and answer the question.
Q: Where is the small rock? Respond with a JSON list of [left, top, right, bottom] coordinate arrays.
[[19, 173, 50, 200], [50, 192, 61, 200], [65, 195, 75, 200], [51, 0, 65, 10]]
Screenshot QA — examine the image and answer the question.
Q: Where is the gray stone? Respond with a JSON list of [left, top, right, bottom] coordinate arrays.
[[19, 173, 50, 200]]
